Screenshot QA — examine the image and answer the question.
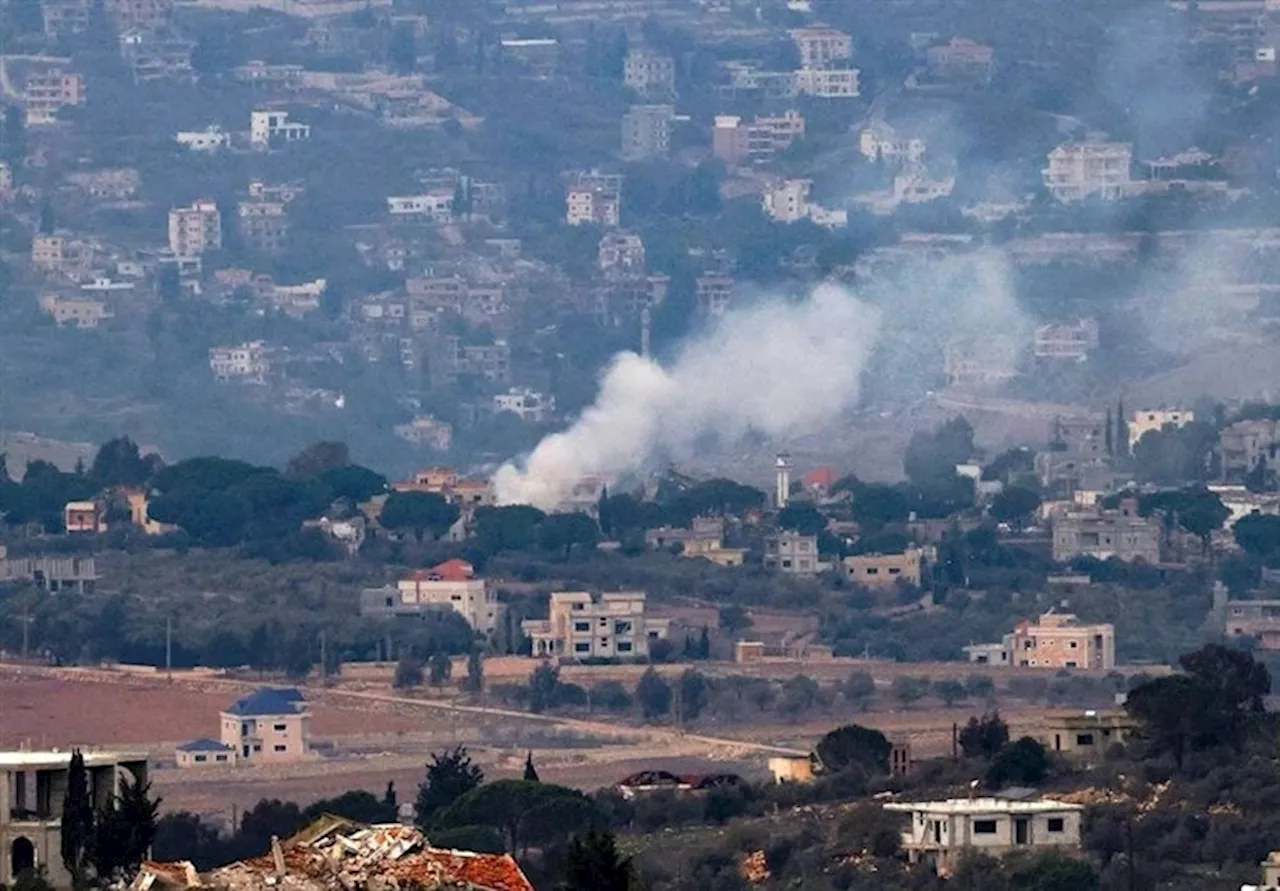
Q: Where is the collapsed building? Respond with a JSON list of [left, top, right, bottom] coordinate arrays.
[[128, 816, 534, 891]]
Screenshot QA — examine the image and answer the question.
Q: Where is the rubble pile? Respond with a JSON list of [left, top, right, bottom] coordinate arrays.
[[128, 816, 533, 891]]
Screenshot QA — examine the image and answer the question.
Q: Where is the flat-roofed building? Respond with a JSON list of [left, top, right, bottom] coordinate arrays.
[[522, 591, 670, 660]]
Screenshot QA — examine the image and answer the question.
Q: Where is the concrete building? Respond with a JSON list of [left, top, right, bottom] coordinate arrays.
[[218, 688, 309, 764], [0, 750, 149, 888], [118, 28, 195, 82], [762, 178, 812, 223], [24, 71, 85, 126], [967, 611, 1117, 670], [1219, 419, 1280, 480], [1041, 710, 1137, 762], [621, 104, 675, 161], [64, 168, 140, 200], [0, 547, 97, 592], [387, 192, 454, 222], [1128, 408, 1195, 452], [884, 795, 1083, 874], [843, 548, 923, 589], [373, 559, 500, 634], [493, 388, 555, 423], [1210, 484, 1280, 527], [174, 738, 237, 768], [623, 48, 676, 97], [712, 110, 805, 165], [1043, 140, 1132, 202], [40, 294, 111, 328], [42, 0, 92, 36], [209, 341, 271, 383], [106, 0, 171, 31], [764, 531, 821, 575], [859, 121, 926, 164], [793, 67, 860, 97], [1052, 503, 1161, 564], [943, 338, 1020, 388], [789, 26, 854, 69], [522, 591, 670, 660], [250, 110, 310, 149], [1034, 318, 1099, 360], [393, 415, 453, 450], [31, 235, 94, 275], [598, 231, 646, 273], [64, 500, 107, 533], [566, 170, 623, 227], [1225, 598, 1280, 649], [925, 37, 995, 85], [168, 199, 222, 256], [1244, 850, 1280, 891], [696, 274, 734, 316], [175, 125, 231, 152], [237, 200, 290, 253]]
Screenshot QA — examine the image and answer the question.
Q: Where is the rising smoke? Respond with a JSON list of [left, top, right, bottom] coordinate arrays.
[[493, 282, 882, 509]]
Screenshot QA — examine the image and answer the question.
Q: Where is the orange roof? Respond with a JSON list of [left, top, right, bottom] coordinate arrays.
[[428, 558, 475, 581], [388, 850, 534, 891], [804, 468, 836, 489]]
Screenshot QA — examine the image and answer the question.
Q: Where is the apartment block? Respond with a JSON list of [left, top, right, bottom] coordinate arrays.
[[106, 0, 172, 31], [250, 110, 310, 149], [764, 531, 822, 575], [794, 67, 860, 97], [32, 234, 94, 275], [566, 171, 623, 227], [168, 199, 222, 256], [119, 29, 196, 83], [387, 192, 454, 222], [237, 201, 290, 253], [624, 48, 676, 97], [522, 591, 670, 659], [925, 37, 995, 85], [1219, 419, 1280, 479], [218, 688, 310, 764], [621, 104, 675, 161], [842, 548, 923, 589], [24, 71, 85, 126], [789, 26, 854, 69], [712, 110, 805, 165], [885, 796, 1082, 875], [0, 751, 148, 888], [40, 294, 111, 328], [1052, 502, 1161, 563], [1043, 140, 1132, 202], [64, 168, 140, 200], [598, 231, 646, 273], [209, 341, 271, 383], [696, 274, 734, 316], [42, 0, 91, 37], [1128, 408, 1195, 452]]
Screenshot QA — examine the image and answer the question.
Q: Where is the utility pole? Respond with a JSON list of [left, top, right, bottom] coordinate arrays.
[[319, 629, 327, 685], [165, 615, 172, 680], [18, 602, 32, 659]]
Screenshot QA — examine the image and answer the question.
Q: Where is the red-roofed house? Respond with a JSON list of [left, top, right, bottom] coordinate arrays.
[[803, 467, 836, 493], [396, 559, 499, 634]]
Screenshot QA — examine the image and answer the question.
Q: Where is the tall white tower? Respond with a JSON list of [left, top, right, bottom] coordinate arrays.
[[775, 452, 792, 509]]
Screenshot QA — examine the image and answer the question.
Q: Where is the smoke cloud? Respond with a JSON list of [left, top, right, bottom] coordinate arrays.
[[493, 282, 882, 509]]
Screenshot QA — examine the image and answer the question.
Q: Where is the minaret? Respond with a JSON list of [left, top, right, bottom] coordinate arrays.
[[775, 452, 792, 509]]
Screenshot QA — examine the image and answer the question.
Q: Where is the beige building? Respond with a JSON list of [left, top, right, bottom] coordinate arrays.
[[124, 489, 177, 535], [0, 750, 148, 888], [974, 611, 1116, 670], [789, 26, 854, 69], [1224, 598, 1280, 649], [218, 688, 310, 764], [769, 756, 815, 784], [40, 294, 111, 328], [843, 548, 923, 589], [764, 531, 822, 575], [32, 235, 95, 275], [381, 559, 500, 634], [1052, 504, 1161, 564], [1041, 710, 1137, 762], [885, 796, 1083, 875], [712, 110, 805, 165], [209, 341, 271, 383], [393, 415, 453, 450], [24, 70, 85, 126], [522, 591, 670, 660], [1034, 318, 1099, 360], [1219, 419, 1280, 480], [566, 170, 623, 227], [168, 199, 222, 256], [598, 231, 646, 273], [1128, 408, 1195, 452], [1043, 140, 1132, 202], [174, 738, 236, 768]]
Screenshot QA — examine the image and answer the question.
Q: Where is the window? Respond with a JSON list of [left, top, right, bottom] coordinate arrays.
[[1075, 733, 1094, 746], [574, 621, 590, 632], [888, 567, 901, 575], [865, 567, 879, 575], [385, 596, 393, 607], [194, 754, 207, 763], [972, 820, 998, 835], [1068, 640, 1078, 649], [252, 744, 262, 752], [273, 723, 287, 732], [572, 603, 584, 610], [781, 559, 792, 568], [215, 754, 228, 763], [1047, 818, 1065, 833], [273, 745, 287, 752], [618, 642, 633, 653], [575, 642, 590, 653], [615, 620, 633, 634]]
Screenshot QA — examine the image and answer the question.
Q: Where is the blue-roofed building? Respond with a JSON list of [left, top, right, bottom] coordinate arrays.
[[174, 737, 237, 768], [217, 687, 311, 764]]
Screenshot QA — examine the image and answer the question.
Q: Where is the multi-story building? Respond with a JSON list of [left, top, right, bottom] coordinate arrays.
[[924, 37, 995, 85], [31, 234, 94, 275], [175, 125, 231, 152], [168, 199, 222, 256], [762, 178, 812, 223], [1052, 502, 1161, 563], [566, 171, 623, 226], [712, 110, 805, 165], [361, 559, 499, 633], [794, 67, 860, 97], [621, 104, 675, 161], [249, 110, 310, 149], [943, 338, 1020, 387], [884, 795, 1083, 874], [1040, 710, 1138, 762], [392, 467, 494, 509], [42, 0, 92, 36], [842, 549, 923, 589], [598, 231, 646, 273], [106, 0, 171, 31], [789, 26, 854, 69], [1043, 140, 1132, 202], [522, 591, 670, 660], [1034, 318, 1099, 360], [218, 688, 310, 764], [859, 121, 926, 164], [393, 415, 454, 450], [24, 70, 85, 126], [40, 294, 112, 328], [209, 341, 271, 383], [493, 388, 555, 423], [64, 168, 140, 200], [1128, 408, 1195, 452], [232, 61, 306, 89], [387, 192, 454, 222], [623, 48, 676, 97], [1219, 419, 1280, 480], [237, 201, 290, 253], [696, 274, 734, 316], [966, 611, 1116, 669], [248, 180, 305, 203], [0, 750, 148, 887], [0, 547, 97, 592], [764, 531, 822, 575], [1224, 597, 1280, 649], [118, 28, 195, 82]]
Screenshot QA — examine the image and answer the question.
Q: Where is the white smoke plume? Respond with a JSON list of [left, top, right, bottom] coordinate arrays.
[[493, 282, 882, 509]]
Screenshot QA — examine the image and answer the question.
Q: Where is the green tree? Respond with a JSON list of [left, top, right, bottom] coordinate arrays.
[[529, 663, 561, 713], [890, 675, 928, 709], [61, 751, 94, 891], [1008, 852, 1099, 891], [394, 657, 424, 688], [1234, 513, 1280, 559], [389, 24, 417, 74], [558, 829, 632, 891], [537, 511, 599, 556], [776, 502, 827, 536], [959, 712, 1010, 759], [380, 491, 460, 541], [415, 746, 484, 829], [436, 780, 601, 856], [523, 752, 540, 782], [474, 505, 546, 553], [678, 669, 709, 721], [904, 417, 975, 492], [284, 441, 350, 479], [985, 737, 1049, 789], [90, 437, 152, 488], [635, 668, 672, 720], [989, 486, 1041, 529], [89, 776, 159, 883], [428, 652, 453, 687], [302, 789, 395, 824], [319, 465, 387, 503], [461, 648, 484, 695], [933, 679, 967, 707], [841, 670, 876, 711], [815, 724, 891, 775]]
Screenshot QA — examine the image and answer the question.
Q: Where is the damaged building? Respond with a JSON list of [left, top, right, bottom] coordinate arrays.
[[129, 816, 534, 891]]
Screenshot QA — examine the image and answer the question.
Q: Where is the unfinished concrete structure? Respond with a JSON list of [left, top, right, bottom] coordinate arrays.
[[1, 750, 148, 888]]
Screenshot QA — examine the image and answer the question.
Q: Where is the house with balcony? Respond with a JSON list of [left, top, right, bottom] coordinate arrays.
[[522, 591, 670, 660], [215, 688, 310, 764]]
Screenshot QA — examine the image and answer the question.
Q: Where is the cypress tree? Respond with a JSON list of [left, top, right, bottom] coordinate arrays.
[[523, 752, 540, 782], [60, 751, 94, 890]]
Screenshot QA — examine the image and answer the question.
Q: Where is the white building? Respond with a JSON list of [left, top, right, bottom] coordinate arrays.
[[1129, 408, 1195, 452], [394, 415, 453, 450], [788, 26, 854, 69], [209, 341, 270, 383], [764, 531, 823, 575], [794, 67, 860, 97], [884, 796, 1084, 875], [859, 121, 926, 164], [175, 125, 230, 152], [393, 559, 499, 634], [1043, 140, 1132, 202], [566, 171, 623, 227], [250, 110, 310, 149], [598, 231, 646, 272], [623, 48, 676, 97], [762, 179, 812, 223], [387, 192, 454, 222], [493, 387, 555, 422], [522, 591, 671, 660], [168, 199, 221, 257], [1034, 318, 1099, 361]]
